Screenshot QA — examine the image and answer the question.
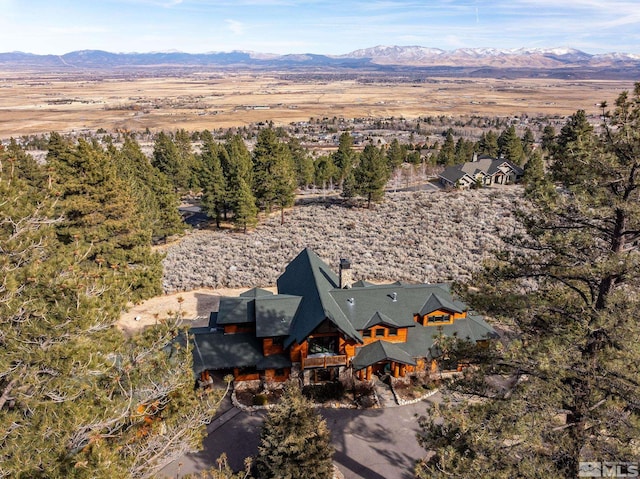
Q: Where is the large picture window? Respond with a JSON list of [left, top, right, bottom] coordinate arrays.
[[308, 336, 338, 355]]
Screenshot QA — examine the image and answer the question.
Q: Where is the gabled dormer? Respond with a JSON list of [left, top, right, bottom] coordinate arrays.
[[360, 311, 407, 343], [415, 292, 466, 326]]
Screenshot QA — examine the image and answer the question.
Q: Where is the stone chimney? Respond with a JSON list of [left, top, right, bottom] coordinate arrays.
[[339, 258, 353, 289]]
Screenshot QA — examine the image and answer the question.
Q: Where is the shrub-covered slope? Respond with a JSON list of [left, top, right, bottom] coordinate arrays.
[[162, 187, 521, 292]]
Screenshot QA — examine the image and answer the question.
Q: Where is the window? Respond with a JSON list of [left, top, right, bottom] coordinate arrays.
[[362, 329, 371, 338], [274, 368, 285, 377], [428, 314, 451, 324], [375, 328, 385, 338], [388, 328, 398, 336], [308, 336, 338, 355], [272, 336, 284, 346]]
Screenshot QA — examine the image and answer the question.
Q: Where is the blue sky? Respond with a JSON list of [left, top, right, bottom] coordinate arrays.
[[1, 0, 639, 55]]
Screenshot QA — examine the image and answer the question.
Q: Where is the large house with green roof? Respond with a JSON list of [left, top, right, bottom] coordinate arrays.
[[190, 248, 496, 386]]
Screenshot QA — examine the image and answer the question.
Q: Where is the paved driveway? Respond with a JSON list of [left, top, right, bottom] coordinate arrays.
[[160, 392, 442, 479]]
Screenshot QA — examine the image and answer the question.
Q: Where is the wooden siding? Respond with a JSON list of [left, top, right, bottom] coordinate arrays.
[[233, 368, 260, 382], [359, 326, 407, 344], [262, 338, 284, 356], [414, 309, 467, 326], [263, 368, 290, 382], [224, 324, 255, 334], [289, 341, 308, 363]]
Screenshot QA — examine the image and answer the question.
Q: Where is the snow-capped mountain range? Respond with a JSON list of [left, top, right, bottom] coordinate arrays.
[[340, 45, 639, 67], [1, 45, 638, 78]]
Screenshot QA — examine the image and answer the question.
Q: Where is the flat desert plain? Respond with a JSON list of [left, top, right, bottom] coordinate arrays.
[[0, 70, 634, 137]]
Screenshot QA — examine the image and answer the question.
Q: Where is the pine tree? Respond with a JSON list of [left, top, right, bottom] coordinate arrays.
[[200, 131, 227, 228], [332, 132, 356, 186], [386, 138, 405, 171], [49, 138, 161, 301], [478, 130, 499, 157], [498, 125, 526, 165], [522, 149, 555, 203], [152, 131, 191, 192], [174, 128, 202, 191], [0, 143, 222, 479], [221, 135, 252, 220], [256, 381, 334, 479], [233, 177, 258, 233], [354, 144, 389, 208], [252, 128, 296, 218], [521, 127, 535, 155], [437, 129, 456, 165], [416, 85, 640, 478], [314, 154, 338, 191], [114, 136, 184, 240], [541, 125, 556, 153], [288, 136, 314, 189]]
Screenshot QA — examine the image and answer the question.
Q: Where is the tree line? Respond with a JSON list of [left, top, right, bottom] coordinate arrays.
[[416, 84, 640, 478], [0, 134, 220, 478]]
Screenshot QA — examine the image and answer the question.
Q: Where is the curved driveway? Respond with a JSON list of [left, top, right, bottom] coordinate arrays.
[[161, 392, 442, 479]]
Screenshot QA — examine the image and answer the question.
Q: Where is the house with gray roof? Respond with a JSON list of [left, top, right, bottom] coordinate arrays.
[[190, 248, 496, 386], [439, 154, 524, 189]]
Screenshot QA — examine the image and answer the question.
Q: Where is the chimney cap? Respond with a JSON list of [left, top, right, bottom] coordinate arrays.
[[340, 258, 351, 269]]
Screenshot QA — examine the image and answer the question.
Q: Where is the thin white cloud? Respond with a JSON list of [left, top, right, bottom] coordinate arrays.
[[49, 26, 110, 35], [225, 19, 246, 35]]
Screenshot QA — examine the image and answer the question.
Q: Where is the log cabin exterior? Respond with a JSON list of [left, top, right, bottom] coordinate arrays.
[[189, 248, 496, 387]]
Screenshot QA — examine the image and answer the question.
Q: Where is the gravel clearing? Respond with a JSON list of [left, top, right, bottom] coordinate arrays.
[[162, 186, 523, 293]]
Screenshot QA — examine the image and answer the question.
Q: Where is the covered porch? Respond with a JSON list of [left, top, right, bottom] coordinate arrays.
[[352, 340, 416, 381]]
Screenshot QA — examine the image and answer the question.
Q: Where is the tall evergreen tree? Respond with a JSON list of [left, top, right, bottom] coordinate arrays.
[[232, 177, 258, 233], [497, 125, 525, 165], [332, 132, 356, 186], [49, 138, 161, 300], [114, 136, 184, 240], [478, 130, 499, 157], [386, 138, 406, 171], [0, 141, 221, 479], [256, 381, 334, 479], [252, 128, 296, 218], [416, 85, 640, 478], [314, 154, 339, 191], [221, 135, 252, 220], [437, 130, 456, 166], [288, 137, 314, 189], [152, 132, 191, 192], [200, 131, 227, 228], [174, 128, 201, 191], [354, 144, 389, 208], [521, 127, 535, 156], [541, 125, 557, 153]]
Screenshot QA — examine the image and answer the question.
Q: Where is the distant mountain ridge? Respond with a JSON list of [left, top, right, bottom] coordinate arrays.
[[1, 45, 639, 79]]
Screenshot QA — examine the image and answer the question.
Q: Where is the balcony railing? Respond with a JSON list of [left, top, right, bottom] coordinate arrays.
[[301, 354, 347, 369]]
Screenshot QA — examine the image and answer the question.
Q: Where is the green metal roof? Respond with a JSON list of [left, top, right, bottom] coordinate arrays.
[[191, 332, 263, 374], [216, 297, 254, 325], [278, 248, 362, 347], [352, 340, 417, 371], [240, 287, 275, 298], [330, 283, 457, 330], [419, 292, 465, 315], [403, 315, 498, 359], [363, 311, 402, 329], [255, 295, 302, 338]]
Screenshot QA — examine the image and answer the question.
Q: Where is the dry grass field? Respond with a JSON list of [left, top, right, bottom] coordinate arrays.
[[0, 70, 633, 138]]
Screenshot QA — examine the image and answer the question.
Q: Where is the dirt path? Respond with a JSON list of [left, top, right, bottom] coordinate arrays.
[[117, 286, 277, 334]]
